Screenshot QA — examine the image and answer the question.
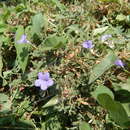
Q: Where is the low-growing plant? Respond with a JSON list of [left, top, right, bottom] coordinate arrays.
[[0, 0, 130, 129]]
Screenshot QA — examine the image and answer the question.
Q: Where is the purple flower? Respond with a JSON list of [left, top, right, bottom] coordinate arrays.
[[82, 40, 94, 49], [101, 34, 112, 42], [17, 34, 30, 44], [114, 59, 124, 67], [35, 72, 54, 91]]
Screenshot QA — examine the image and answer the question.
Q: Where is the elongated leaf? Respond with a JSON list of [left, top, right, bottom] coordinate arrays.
[[93, 26, 108, 36], [40, 35, 67, 51], [16, 118, 35, 129], [97, 94, 130, 128], [42, 96, 59, 108], [92, 85, 114, 100], [89, 52, 117, 84], [92, 85, 130, 128], [15, 44, 29, 72], [15, 26, 30, 72], [32, 13, 44, 35], [121, 78, 130, 91], [0, 23, 8, 33], [123, 103, 130, 117], [116, 14, 126, 22], [0, 53, 3, 77], [15, 26, 24, 42], [0, 42, 3, 77], [79, 121, 91, 130], [0, 93, 11, 113], [51, 0, 66, 11]]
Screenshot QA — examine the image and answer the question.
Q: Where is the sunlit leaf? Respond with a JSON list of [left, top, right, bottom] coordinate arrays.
[[92, 85, 114, 100], [32, 13, 44, 35], [79, 121, 91, 130], [0, 23, 8, 33], [42, 96, 59, 108], [51, 0, 66, 11], [116, 14, 126, 22], [121, 78, 130, 91], [0, 93, 11, 113], [93, 26, 109, 36], [89, 52, 117, 84], [18, 118, 35, 128], [40, 35, 67, 51], [97, 94, 130, 128], [123, 103, 130, 117], [15, 26, 30, 72]]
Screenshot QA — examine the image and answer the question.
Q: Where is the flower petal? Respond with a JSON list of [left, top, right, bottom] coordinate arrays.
[[35, 79, 42, 87], [82, 40, 93, 49], [40, 81, 48, 91], [38, 72, 44, 79], [101, 34, 112, 42], [42, 72, 50, 81], [17, 34, 30, 44], [114, 59, 124, 67], [46, 79, 54, 87]]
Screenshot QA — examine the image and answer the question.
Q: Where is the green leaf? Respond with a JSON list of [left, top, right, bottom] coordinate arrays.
[[92, 85, 114, 100], [121, 78, 130, 91], [40, 35, 67, 51], [15, 26, 24, 42], [0, 53, 3, 77], [123, 103, 130, 116], [0, 93, 11, 113], [15, 44, 29, 72], [89, 52, 117, 84], [41, 115, 62, 130], [17, 99, 31, 116], [126, 15, 130, 23], [97, 94, 130, 128], [93, 26, 109, 36], [51, 0, 66, 11], [116, 14, 126, 22], [18, 118, 35, 128], [0, 24, 8, 33], [79, 121, 91, 130], [42, 96, 59, 108], [32, 13, 44, 35], [15, 26, 30, 72]]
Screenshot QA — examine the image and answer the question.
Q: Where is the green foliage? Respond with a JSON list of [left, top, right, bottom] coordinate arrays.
[[40, 35, 67, 51], [0, 93, 11, 113], [51, 0, 66, 11], [15, 26, 30, 72], [79, 121, 91, 130], [89, 52, 117, 84], [31, 13, 44, 35], [116, 14, 126, 22], [98, 94, 130, 128], [92, 85, 114, 99], [0, 22, 8, 33], [92, 85, 130, 128], [42, 96, 59, 109], [0, 49, 3, 77], [0, 0, 130, 129], [93, 26, 109, 36], [41, 115, 62, 130]]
